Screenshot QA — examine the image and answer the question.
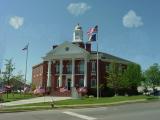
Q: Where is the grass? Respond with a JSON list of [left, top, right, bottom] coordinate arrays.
[[13, 95, 158, 107], [1, 95, 159, 113], [1, 93, 35, 102], [0, 106, 52, 113]]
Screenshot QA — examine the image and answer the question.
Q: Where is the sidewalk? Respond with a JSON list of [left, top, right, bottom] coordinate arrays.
[[1, 96, 71, 106]]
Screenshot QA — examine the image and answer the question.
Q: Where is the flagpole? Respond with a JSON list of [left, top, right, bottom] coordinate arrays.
[[96, 31, 99, 99], [87, 25, 99, 99], [24, 43, 29, 88]]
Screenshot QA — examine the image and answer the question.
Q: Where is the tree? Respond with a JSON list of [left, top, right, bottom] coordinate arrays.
[[0, 75, 3, 89], [10, 71, 24, 91], [3, 59, 15, 98], [3, 59, 15, 84], [144, 63, 160, 93], [106, 62, 123, 96], [122, 63, 143, 94]]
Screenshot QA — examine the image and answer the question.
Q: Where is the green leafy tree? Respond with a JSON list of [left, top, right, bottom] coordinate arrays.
[[3, 59, 15, 98], [144, 63, 160, 91], [3, 59, 15, 85], [122, 63, 143, 92], [0, 75, 3, 90], [106, 62, 123, 96], [10, 71, 24, 91], [0, 75, 2, 83], [31, 83, 36, 91]]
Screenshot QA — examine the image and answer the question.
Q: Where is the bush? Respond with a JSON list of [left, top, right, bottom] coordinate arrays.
[[83, 95, 89, 98], [0, 96, 4, 103], [101, 87, 115, 97]]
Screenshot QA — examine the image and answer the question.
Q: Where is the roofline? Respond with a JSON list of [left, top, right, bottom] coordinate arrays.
[[32, 62, 44, 69], [90, 51, 134, 64]]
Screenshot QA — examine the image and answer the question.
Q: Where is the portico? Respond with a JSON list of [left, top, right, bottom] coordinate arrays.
[[46, 57, 88, 90], [43, 41, 90, 93]]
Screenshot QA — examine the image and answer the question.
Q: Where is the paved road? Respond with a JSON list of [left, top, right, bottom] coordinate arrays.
[[1, 96, 71, 106], [0, 101, 160, 120]]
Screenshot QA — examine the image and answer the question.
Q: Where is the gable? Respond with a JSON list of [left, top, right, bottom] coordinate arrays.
[[53, 41, 88, 55], [43, 41, 89, 60]]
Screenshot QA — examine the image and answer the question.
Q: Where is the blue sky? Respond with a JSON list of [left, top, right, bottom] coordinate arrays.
[[0, 0, 160, 83]]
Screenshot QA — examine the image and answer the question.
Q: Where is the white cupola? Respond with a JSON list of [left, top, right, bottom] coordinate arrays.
[[72, 24, 83, 43]]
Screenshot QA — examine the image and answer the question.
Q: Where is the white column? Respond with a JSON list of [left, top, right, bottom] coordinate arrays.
[[47, 61, 52, 87], [84, 58, 87, 87], [71, 58, 75, 87], [59, 59, 63, 87]]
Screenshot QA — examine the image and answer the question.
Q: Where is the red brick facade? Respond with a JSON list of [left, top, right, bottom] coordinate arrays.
[[32, 62, 48, 88], [32, 48, 128, 97], [32, 24, 130, 97]]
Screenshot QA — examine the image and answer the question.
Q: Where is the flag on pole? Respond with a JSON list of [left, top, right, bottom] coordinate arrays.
[[89, 34, 96, 41], [22, 44, 29, 50], [87, 25, 98, 36], [87, 25, 98, 42], [93, 25, 98, 33]]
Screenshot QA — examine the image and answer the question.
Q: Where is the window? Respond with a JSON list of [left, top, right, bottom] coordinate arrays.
[[75, 31, 80, 39], [91, 61, 96, 73], [66, 63, 72, 74], [56, 78, 59, 87], [105, 64, 111, 72], [77, 64, 79, 73], [91, 79, 96, 88], [119, 64, 122, 72], [79, 78, 84, 87], [65, 47, 69, 51], [56, 63, 59, 74], [79, 61, 84, 74]]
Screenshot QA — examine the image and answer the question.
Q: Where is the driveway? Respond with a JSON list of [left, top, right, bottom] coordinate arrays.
[[1, 96, 71, 106]]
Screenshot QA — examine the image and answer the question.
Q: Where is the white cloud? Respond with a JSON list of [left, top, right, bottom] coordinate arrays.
[[123, 10, 143, 28], [9, 16, 24, 29], [67, 2, 91, 16]]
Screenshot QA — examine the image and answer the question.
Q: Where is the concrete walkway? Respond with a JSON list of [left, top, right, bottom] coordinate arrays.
[[1, 96, 71, 107]]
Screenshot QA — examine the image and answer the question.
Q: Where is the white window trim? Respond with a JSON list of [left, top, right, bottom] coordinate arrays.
[[79, 61, 84, 74], [79, 78, 84, 87], [105, 64, 111, 72], [91, 78, 96, 88], [56, 64, 60, 74], [91, 61, 96, 73]]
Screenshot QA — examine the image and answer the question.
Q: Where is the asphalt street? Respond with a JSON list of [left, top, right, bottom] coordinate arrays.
[[0, 101, 160, 120]]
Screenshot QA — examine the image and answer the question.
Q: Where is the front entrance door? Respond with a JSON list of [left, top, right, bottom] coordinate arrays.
[[67, 79, 71, 90]]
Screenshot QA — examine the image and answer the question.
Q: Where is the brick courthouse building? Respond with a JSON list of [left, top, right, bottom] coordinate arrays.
[[32, 24, 131, 96]]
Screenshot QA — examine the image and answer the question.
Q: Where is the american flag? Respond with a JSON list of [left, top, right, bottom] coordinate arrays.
[[87, 25, 98, 36], [22, 43, 29, 50]]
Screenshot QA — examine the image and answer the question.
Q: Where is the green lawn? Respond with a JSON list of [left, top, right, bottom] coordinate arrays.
[[14, 95, 158, 107], [1, 93, 35, 102], [1, 95, 159, 113], [54, 95, 157, 105]]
